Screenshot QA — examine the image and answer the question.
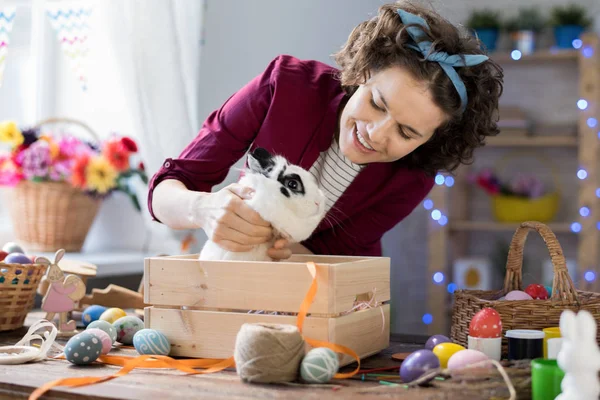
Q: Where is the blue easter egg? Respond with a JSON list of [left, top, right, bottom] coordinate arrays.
[[5, 253, 32, 264], [300, 347, 339, 383], [133, 329, 171, 356], [64, 332, 103, 365], [82, 305, 107, 327], [545, 285, 553, 297], [87, 320, 117, 343]]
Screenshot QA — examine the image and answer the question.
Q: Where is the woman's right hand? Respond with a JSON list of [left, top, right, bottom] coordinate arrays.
[[197, 183, 272, 252]]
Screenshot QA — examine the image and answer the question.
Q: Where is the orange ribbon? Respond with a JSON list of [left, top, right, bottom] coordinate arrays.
[[29, 262, 360, 399], [297, 262, 361, 379]]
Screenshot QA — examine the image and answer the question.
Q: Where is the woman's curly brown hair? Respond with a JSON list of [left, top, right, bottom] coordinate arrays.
[[333, 1, 504, 175]]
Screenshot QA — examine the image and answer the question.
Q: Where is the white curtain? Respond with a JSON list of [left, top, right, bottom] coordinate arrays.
[[94, 0, 207, 252]]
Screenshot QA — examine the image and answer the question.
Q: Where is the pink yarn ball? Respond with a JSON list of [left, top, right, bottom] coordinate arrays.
[[86, 328, 113, 354]]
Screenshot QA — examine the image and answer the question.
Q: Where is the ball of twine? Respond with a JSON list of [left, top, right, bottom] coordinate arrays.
[[234, 323, 305, 383]]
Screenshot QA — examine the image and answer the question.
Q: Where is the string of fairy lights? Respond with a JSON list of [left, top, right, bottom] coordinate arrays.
[[420, 39, 597, 326]]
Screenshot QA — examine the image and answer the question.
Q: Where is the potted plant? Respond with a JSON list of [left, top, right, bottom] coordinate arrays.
[[0, 118, 148, 251], [466, 9, 502, 53], [549, 4, 592, 49], [505, 7, 546, 55]]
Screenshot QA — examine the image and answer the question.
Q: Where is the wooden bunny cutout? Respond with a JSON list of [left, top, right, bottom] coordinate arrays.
[[35, 250, 86, 337], [556, 309, 600, 400]]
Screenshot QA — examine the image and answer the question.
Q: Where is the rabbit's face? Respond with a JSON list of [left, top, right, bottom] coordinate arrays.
[[46, 264, 64, 282], [243, 148, 326, 242], [557, 309, 600, 373]]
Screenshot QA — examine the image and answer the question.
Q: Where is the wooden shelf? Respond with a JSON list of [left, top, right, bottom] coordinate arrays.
[[449, 221, 574, 233], [485, 135, 578, 147], [491, 48, 578, 64]]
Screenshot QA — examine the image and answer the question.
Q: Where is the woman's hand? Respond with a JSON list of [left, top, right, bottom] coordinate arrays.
[[267, 239, 314, 261], [198, 183, 272, 252], [267, 238, 292, 261]]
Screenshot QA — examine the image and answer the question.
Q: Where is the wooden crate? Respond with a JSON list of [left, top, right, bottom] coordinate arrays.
[[144, 254, 390, 366]]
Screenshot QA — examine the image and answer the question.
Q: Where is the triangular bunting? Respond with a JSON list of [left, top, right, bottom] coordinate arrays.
[[45, 2, 93, 91], [0, 7, 16, 88]]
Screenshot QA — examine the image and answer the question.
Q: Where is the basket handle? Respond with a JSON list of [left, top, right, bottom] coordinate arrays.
[[33, 117, 100, 143], [503, 221, 579, 303]]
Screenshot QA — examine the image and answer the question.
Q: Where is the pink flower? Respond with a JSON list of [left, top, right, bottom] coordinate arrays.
[[49, 160, 73, 181], [0, 156, 23, 186], [57, 136, 92, 159], [16, 141, 51, 179]]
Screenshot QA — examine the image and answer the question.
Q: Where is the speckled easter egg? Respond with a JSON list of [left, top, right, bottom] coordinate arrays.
[[300, 348, 339, 384], [99, 307, 127, 324], [133, 329, 171, 356], [113, 316, 144, 345], [86, 328, 113, 354], [82, 305, 107, 327], [2, 242, 24, 254], [64, 332, 103, 365], [87, 320, 117, 343]]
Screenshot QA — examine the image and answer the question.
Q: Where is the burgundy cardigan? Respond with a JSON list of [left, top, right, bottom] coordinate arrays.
[[147, 55, 434, 256]]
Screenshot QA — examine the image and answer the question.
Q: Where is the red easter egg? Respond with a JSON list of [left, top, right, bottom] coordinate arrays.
[[524, 284, 548, 300], [469, 307, 502, 338], [0, 251, 7, 262]]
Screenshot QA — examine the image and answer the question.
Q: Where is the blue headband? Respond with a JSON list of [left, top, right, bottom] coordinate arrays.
[[397, 9, 489, 114]]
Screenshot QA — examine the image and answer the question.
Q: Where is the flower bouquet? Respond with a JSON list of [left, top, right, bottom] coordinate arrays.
[[470, 168, 559, 223], [0, 118, 148, 251]]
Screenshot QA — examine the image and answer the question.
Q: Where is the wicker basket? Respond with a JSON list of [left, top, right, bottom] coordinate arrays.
[[0, 262, 48, 331], [450, 221, 600, 356], [6, 118, 102, 252]]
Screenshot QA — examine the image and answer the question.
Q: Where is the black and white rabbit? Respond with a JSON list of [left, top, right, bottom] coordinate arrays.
[[199, 148, 327, 261]]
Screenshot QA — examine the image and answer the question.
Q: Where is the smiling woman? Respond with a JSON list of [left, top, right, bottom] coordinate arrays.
[[148, 0, 504, 259]]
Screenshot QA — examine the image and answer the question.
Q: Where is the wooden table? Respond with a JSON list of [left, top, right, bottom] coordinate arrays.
[[0, 313, 522, 399]]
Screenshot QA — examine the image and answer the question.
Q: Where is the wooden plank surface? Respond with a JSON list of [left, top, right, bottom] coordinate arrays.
[[0, 312, 425, 400], [0, 312, 526, 400], [144, 255, 390, 315]]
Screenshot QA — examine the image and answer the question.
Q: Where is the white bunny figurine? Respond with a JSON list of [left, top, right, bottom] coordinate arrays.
[[555, 309, 600, 400], [199, 147, 327, 262]]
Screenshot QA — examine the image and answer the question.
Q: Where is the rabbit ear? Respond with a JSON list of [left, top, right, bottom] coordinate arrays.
[[560, 309, 577, 340], [575, 310, 597, 341], [54, 249, 65, 264], [34, 256, 51, 266]]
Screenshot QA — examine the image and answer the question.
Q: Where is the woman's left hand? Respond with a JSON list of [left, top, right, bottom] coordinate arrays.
[[267, 238, 292, 261]]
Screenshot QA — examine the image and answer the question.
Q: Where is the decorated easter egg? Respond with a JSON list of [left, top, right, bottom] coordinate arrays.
[[2, 242, 24, 254], [400, 349, 440, 383], [82, 305, 107, 327], [0, 251, 7, 262], [469, 308, 502, 338], [87, 320, 118, 343], [86, 328, 113, 354], [133, 329, 171, 356], [299, 347, 339, 384], [505, 290, 533, 301], [64, 331, 103, 365], [99, 307, 127, 324], [4, 253, 32, 264], [433, 343, 465, 368], [524, 284, 548, 300], [113, 316, 144, 345], [425, 334, 451, 350], [447, 349, 489, 370]]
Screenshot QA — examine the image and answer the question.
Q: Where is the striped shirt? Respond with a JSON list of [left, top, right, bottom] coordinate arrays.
[[309, 138, 364, 213]]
